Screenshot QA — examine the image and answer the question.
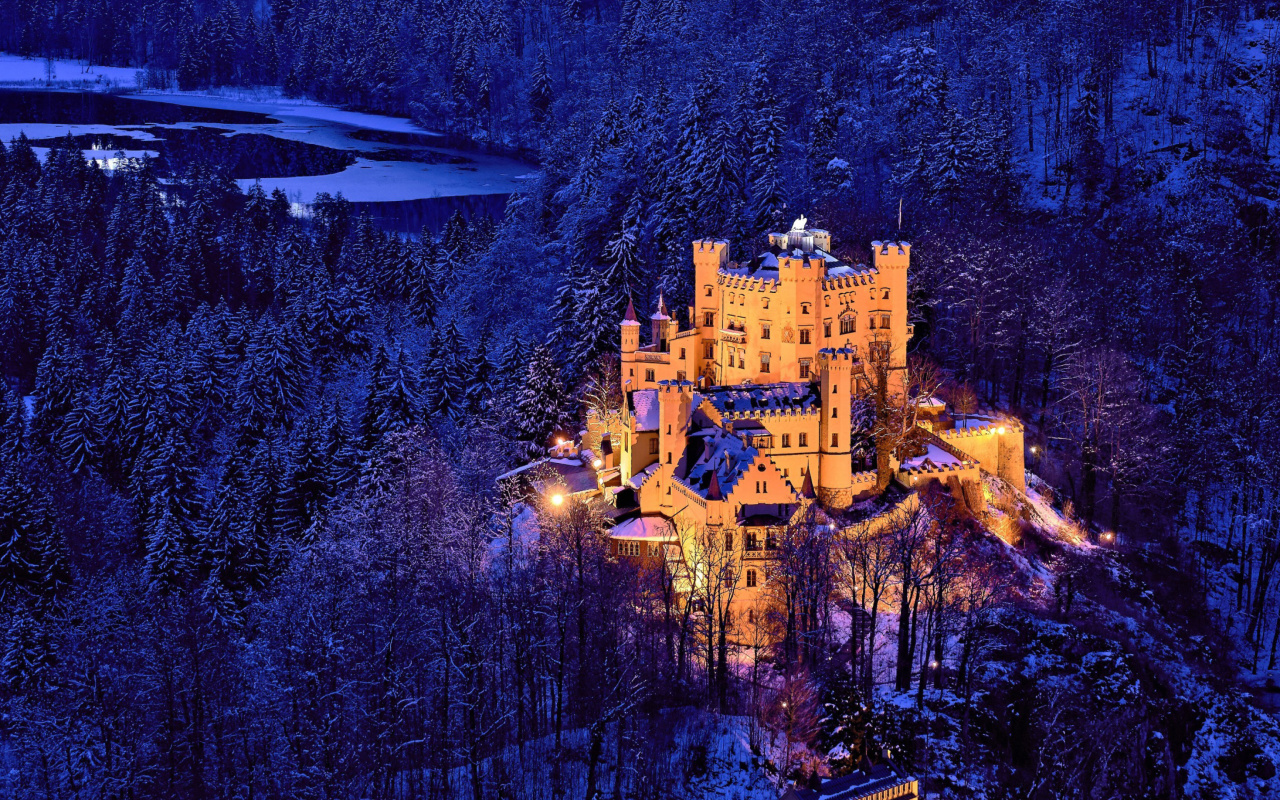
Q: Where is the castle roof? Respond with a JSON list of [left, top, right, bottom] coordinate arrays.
[[622, 297, 640, 326], [629, 389, 660, 431], [682, 427, 758, 499], [650, 292, 670, 321], [701, 382, 821, 416]]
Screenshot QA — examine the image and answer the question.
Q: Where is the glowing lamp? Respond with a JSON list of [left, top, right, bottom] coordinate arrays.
[[1030, 446, 1038, 454], [929, 660, 939, 670], [592, 458, 603, 469], [550, 493, 564, 507], [996, 426, 1007, 435], [556, 438, 566, 446]]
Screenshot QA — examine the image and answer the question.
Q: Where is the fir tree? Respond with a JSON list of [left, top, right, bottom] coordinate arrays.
[[513, 343, 569, 458]]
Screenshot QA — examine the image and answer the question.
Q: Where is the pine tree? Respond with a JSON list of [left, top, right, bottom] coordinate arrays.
[[360, 346, 392, 449], [746, 64, 787, 238], [600, 193, 645, 320], [376, 348, 420, 434], [514, 344, 569, 459], [462, 328, 495, 416], [529, 48, 554, 127], [422, 324, 462, 420]]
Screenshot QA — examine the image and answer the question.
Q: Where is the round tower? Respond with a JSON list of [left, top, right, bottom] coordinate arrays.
[[620, 297, 640, 393], [817, 348, 854, 509]]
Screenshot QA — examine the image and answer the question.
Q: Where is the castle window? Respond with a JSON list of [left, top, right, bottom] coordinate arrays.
[[645, 369, 655, 382], [725, 531, 734, 551], [869, 317, 876, 330], [782, 433, 791, 448], [765, 532, 777, 550], [800, 329, 811, 345], [745, 532, 759, 550], [746, 569, 757, 588], [676, 371, 686, 382], [704, 312, 715, 327], [649, 544, 659, 557], [723, 574, 734, 588], [799, 433, 808, 447], [833, 383, 838, 394], [881, 314, 890, 328], [801, 303, 811, 315], [666, 452, 672, 463], [762, 298, 769, 309], [649, 439, 658, 454], [840, 315, 855, 334], [831, 433, 839, 447], [832, 406, 838, 418], [748, 609, 756, 623], [761, 353, 771, 373], [680, 348, 686, 360], [883, 289, 890, 300], [825, 296, 830, 307], [800, 360, 811, 379], [704, 343, 714, 359], [824, 320, 832, 337], [705, 285, 713, 297], [761, 324, 771, 340]]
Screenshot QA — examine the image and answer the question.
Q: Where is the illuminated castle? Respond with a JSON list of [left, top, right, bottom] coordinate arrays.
[[568, 220, 1025, 624]]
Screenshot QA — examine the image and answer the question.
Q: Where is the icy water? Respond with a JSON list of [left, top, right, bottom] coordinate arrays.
[[0, 89, 529, 232]]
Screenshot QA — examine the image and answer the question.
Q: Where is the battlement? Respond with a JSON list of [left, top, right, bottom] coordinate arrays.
[[936, 418, 1023, 440], [657, 379, 695, 395], [721, 405, 821, 420], [817, 347, 858, 365], [821, 271, 877, 291], [870, 240, 911, 271]]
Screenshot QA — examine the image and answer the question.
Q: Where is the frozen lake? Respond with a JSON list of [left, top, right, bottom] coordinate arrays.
[[0, 85, 536, 232]]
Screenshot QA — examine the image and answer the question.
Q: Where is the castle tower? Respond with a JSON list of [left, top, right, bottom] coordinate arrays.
[[651, 293, 671, 352], [657, 379, 693, 470], [778, 236, 825, 382], [817, 348, 854, 509], [692, 239, 728, 380], [869, 241, 911, 394], [620, 298, 640, 393]]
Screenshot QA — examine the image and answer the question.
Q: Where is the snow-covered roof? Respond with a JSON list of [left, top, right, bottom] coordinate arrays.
[[900, 444, 961, 471], [682, 428, 759, 498], [784, 763, 915, 800], [701, 382, 821, 416], [610, 516, 676, 540], [630, 389, 660, 431]]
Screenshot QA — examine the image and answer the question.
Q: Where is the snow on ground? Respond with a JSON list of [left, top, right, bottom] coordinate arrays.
[[237, 155, 533, 204], [0, 53, 139, 89], [443, 710, 779, 800]]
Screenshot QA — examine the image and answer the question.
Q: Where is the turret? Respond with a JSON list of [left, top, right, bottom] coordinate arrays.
[[620, 298, 640, 393], [817, 348, 855, 509], [650, 293, 671, 352]]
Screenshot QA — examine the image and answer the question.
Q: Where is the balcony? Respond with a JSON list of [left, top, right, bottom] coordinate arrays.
[[720, 325, 747, 345]]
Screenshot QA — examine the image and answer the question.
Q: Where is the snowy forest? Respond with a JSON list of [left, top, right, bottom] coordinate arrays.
[[3, 0, 1280, 797]]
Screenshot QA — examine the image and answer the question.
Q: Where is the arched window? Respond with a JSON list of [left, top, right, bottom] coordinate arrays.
[[840, 314, 856, 335], [762, 298, 770, 309], [705, 285, 713, 297], [801, 303, 811, 315], [746, 569, 758, 588]]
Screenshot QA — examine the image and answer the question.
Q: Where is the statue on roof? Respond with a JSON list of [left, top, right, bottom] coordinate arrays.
[[790, 215, 808, 232]]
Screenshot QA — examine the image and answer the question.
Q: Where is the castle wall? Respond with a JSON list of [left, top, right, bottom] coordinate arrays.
[[936, 422, 1027, 493]]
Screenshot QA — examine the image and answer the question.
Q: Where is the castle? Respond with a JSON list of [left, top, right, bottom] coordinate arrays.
[[511, 220, 1026, 625]]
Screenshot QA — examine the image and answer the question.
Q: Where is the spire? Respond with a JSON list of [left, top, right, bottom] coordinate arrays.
[[622, 297, 640, 326], [650, 292, 670, 321], [707, 469, 723, 501], [801, 462, 815, 498]]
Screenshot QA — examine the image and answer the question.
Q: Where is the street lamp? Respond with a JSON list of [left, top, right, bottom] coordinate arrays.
[[592, 458, 603, 469], [550, 493, 564, 507]]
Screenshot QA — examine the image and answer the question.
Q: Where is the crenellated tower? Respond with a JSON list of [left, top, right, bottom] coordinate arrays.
[[817, 348, 855, 509]]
